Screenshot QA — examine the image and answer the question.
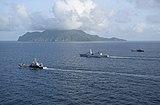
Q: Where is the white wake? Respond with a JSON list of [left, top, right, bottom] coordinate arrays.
[[44, 67, 160, 79]]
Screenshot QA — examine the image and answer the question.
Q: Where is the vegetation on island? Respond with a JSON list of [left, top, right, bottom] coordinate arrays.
[[18, 30, 126, 42]]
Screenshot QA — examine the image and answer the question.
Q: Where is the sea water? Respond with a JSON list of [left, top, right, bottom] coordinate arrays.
[[0, 41, 160, 105]]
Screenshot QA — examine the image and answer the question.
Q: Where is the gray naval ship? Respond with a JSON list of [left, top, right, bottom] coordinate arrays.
[[80, 49, 109, 58]]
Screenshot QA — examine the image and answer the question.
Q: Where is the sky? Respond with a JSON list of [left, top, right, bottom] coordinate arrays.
[[0, 0, 160, 41]]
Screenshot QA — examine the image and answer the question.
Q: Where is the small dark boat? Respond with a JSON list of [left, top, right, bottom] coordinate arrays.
[[18, 63, 27, 68], [131, 49, 144, 52], [80, 49, 109, 58]]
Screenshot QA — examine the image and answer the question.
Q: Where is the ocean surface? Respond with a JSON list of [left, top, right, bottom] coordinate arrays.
[[0, 41, 160, 105]]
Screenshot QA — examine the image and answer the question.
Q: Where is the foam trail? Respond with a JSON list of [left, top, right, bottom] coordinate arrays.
[[44, 68, 160, 79], [110, 56, 135, 59], [110, 56, 160, 61]]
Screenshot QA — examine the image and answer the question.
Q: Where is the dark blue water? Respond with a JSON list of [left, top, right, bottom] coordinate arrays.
[[0, 41, 160, 105]]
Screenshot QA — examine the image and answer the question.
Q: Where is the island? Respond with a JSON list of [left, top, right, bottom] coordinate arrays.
[[18, 30, 126, 42]]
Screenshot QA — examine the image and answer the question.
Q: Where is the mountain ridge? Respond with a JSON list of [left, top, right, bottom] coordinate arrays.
[[18, 30, 126, 42]]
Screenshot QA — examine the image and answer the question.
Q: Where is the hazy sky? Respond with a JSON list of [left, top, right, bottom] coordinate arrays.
[[0, 0, 160, 41]]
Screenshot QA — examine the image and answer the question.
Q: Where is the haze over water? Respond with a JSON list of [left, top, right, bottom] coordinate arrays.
[[0, 41, 160, 105]]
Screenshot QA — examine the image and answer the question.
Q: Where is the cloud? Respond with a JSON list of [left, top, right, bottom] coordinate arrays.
[[133, 23, 146, 32], [54, 0, 97, 17], [0, 11, 9, 31], [29, 12, 51, 30], [146, 15, 160, 24], [129, 0, 160, 10], [15, 5, 28, 17], [115, 10, 131, 23], [0, 0, 109, 33], [53, 0, 96, 30], [0, 4, 31, 31], [127, 0, 160, 33], [52, 0, 109, 31], [0, 0, 159, 36], [107, 10, 114, 19]]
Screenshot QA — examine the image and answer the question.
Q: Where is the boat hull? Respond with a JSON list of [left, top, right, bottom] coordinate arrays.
[[29, 65, 44, 69], [131, 49, 144, 52], [80, 54, 109, 58]]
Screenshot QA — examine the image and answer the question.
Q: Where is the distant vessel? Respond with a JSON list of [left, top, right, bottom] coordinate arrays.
[[80, 49, 109, 58], [18, 58, 46, 69], [131, 49, 144, 52]]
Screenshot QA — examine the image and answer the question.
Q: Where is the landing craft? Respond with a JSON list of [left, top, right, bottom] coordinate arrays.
[[18, 58, 47, 69], [131, 49, 144, 52]]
